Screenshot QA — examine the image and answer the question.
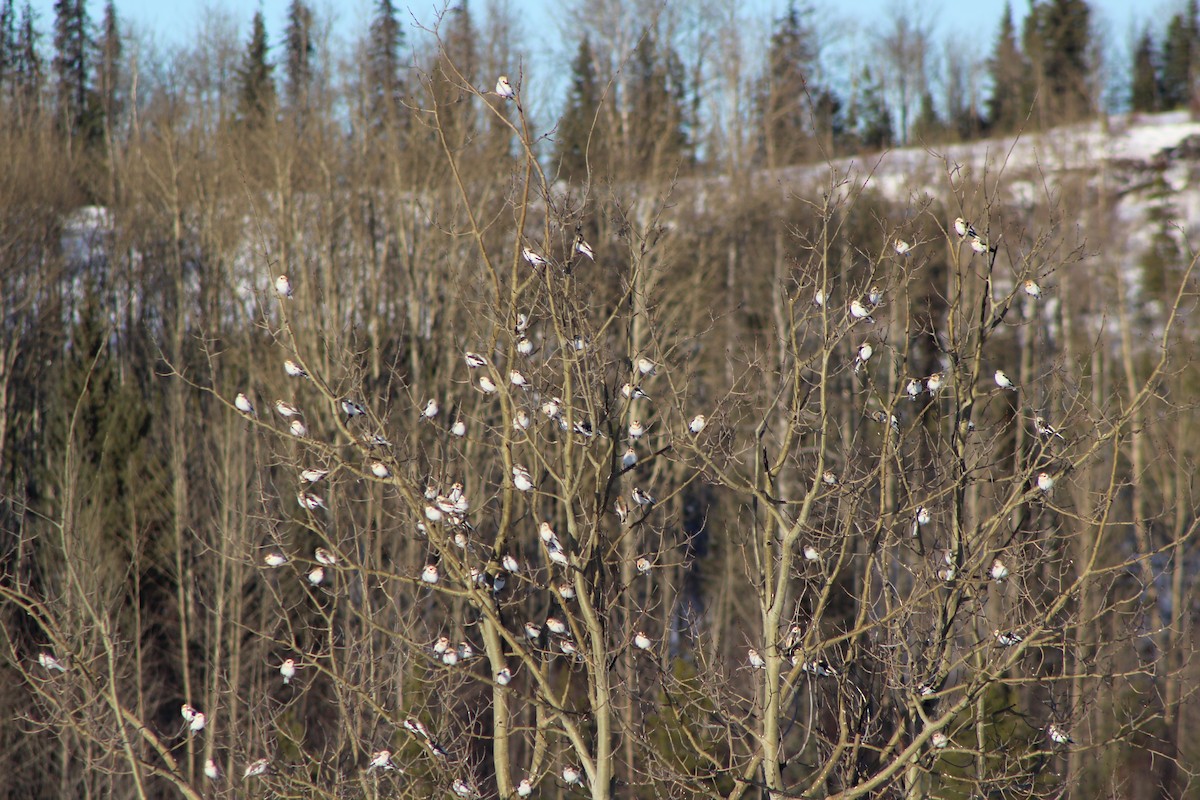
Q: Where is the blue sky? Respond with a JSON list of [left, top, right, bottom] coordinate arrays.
[[27, 0, 1167, 113]]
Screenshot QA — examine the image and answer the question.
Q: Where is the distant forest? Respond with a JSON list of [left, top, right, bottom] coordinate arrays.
[[1, 0, 1199, 799]]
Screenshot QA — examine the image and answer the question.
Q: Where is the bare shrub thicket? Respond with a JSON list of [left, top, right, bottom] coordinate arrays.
[[2, 10, 1199, 800]]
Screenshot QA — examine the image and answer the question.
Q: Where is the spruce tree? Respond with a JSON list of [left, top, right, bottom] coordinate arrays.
[[366, 0, 404, 127], [283, 0, 315, 116], [627, 31, 690, 176], [236, 11, 276, 128], [987, 2, 1025, 132], [1160, 1, 1197, 111], [52, 0, 88, 138], [556, 35, 603, 182], [1131, 29, 1160, 113], [758, 2, 818, 167], [96, 0, 120, 129], [12, 0, 40, 120], [855, 66, 893, 150]]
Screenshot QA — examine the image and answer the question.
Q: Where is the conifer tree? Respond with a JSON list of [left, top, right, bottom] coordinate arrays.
[[855, 66, 893, 150], [987, 2, 1025, 132], [366, 0, 404, 127], [236, 11, 276, 128], [431, 3, 477, 150], [283, 0, 315, 117], [757, 2, 818, 167], [626, 30, 690, 176], [96, 0, 119, 129], [556, 34, 604, 181], [1160, 1, 1197, 111], [52, 0, 88, 138], [12, 0, 40, 120], [1131, 28, 1161, 113]]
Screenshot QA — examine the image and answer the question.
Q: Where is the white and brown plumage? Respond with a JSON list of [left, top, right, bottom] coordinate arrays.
[[495, 75, 515, 99]]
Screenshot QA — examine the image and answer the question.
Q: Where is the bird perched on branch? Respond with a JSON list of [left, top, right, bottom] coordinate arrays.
[[495, 75, 515, 99]]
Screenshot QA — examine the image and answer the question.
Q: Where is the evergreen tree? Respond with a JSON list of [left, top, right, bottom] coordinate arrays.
[[556, 35, 604, 182], [987, 2, 1026, 132], [431, 3, 477, 149], [12, 0, 40, 120], [366, 0, 403, 127], [283, 0, 315, 116], [627, 31, 691, 175], [1160, 1, 1197, 111], [51, 0, 88, 138], [0, 0, 15, 92], [236, 11, 276, 128], [1023, 0, 1093, 124], [96, 0, 119, 130], [812, 86, 844, 154], [855, 66, 893, 150], [757, 2, 818, 167], [1131, 28, 1160, 113], [910, 90, 941, 142]]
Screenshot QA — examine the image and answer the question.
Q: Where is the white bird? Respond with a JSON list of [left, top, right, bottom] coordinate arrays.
[[517, 778, 533, 797], [906, 378, 923, 400], [422, 399, 439, 419], [464, 351, 488, 368], [574, 233, 594, 261], [803, 545, 820, 562], [558, 582, 576, 599], [822, 471, 838, 486], [546, 616, 567, 634], [990, 559, 1009, 582], [813, 288, 826, 307], [513, 465, 534, 492], [633, 631, 652, 650], [300, 468, 327, 483], [307, 566, 325, 585], [479, 375, 498, 394], [516, 337, 534, 356], [938, 564, 956, 582], [915, 506, 932, 527], [522, 246, 548, 268], [509, 370, 528, 389], [501, 554, 520, 573], [442, 649, 458, 666], [189, 711, 207, 733], [275, 274, 293, 297], [280, 658, 296, 684], [867, 285, 884, 307], [854, 343, 873, 374], [636, 556, 652, 574], [421, 564, 440, 584], [689, 414, 707, 434], [614, 496, 630, 524], [636, 357, 657, 376], [289, 419, 308, 438], [370, 461, 391, 478], [495, 75, 515, 99], [524, 622, 542, 639], [274, 399, 301, 418], [628, 420, 645, 439], [1047, 724, 1074, 745], [539, 521, 559, 546], [513, 410, 531, 431], [548, 545, 569, 569], [284, 359, 308, 379], [453, 779, 478, 799], [451, 419, 466, 437], [558, 638, 578, 657], [849, 300, 875, 324], [235, 392, 256, 416], [244, 758, 270, 779], [953, 217, 976, 239], [894, 238, 912, 255], [621, 382, 649, 400], [204, 758, 222, 780], [748, 648, 766, 669], [515, 312, 531, 332], [297, 491, 325, 510], [969, 237, 989, 254], [562, 765, 582, 785], [1023, 279, 1042, 299], [181, 703, 196, 722], [315, 547, 337, 566], [994, 370, 1016, 391], [368, 750, 394, 770], [995, 629, 1023, 647], [403, 717, 430, 739], [496, 667, 512, 686], [621, 448, 638, 469], [38, 652, 66, 672], [1037, 472, 1055, 493], [926, 372, 945, 393], [931, 731, 949, 749], [801, 659, 837, 677], [341, 399, 365, 418], [542, 397, 563, 418], [631, 486, 655, 507], [424, 505, 443, 523], [1034, 415, 1064, 440], [433, 637, 451, 654]]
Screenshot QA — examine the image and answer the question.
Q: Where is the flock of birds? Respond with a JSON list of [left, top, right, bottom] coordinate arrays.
[[31, 78, 1077, 789]]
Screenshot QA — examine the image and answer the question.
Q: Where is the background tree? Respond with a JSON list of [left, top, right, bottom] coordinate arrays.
[[1131, 28, 1161, 113], [556, 34, 604, 182], [756, 2, 819, 167], [235, 10, 275, 128], [282, 0, 314, 119], [987, 2, 1026, 132], [1160, 0, 1198, 111], [51, 0, 89, 144]]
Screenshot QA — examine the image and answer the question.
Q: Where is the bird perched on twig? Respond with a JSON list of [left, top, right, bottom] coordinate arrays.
[[495, 75, 515, 99]]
